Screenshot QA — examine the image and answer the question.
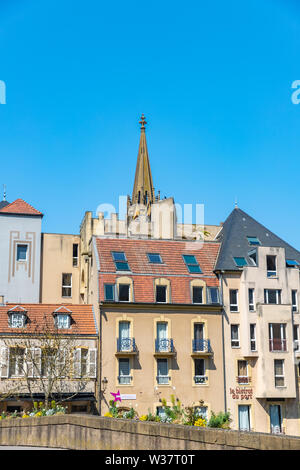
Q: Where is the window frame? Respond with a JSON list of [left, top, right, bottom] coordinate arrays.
[[231, 324, 240, 348], [112, 252, 130, 272], [192, 286, 203, 304], [229, 289, 239, 312], [274, 359, 285, 387], [250, 324, 257, 351], [248, 288, 255, 311], [72, 243, 79, 267], [62, 273, 72, 298], [156, 358, 169, 385], [266, 255, 277, 278], [292, 290, 298, 313], [182, 254, 202, 274], [155, 285, 167, 303], [16, 244, 28, 262], [104, 283, 115, 301], [147, 253, 163, 264], [264, 289, 281, 305], [247, 236, 261, 246], [233, 257, 248, 267]]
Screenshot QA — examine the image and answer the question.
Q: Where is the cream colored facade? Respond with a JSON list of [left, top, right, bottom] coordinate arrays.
[[99, 304, 225, 417], [219, 246, 300, 436], [40, 233, 80, 304]]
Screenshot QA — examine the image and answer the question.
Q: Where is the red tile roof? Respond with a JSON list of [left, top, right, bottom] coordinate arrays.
[[95, 238, 220, 303], [0, 199, 43, 216], [0, 304, 98, 335]]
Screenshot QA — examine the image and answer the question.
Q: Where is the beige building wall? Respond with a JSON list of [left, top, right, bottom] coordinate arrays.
[[40, 233, 80, 304], [99, 305, 225, 418], [220, 246, 300, 436]]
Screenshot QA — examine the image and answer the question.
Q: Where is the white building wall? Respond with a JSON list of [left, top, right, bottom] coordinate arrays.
[[0, 214, 42, 303]]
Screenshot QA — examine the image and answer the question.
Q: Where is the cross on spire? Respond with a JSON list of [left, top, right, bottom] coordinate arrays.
[[139, 114, 147, 130]]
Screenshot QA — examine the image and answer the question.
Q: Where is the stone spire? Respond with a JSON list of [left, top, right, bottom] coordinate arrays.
[[131, 114, 154, 206]]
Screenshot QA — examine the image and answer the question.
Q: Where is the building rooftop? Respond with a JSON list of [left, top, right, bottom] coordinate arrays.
[[0, 198, 43, 217]]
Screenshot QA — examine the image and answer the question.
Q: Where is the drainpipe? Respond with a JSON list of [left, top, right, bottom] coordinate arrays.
[[99, 304, 103, 416], [219, 272, 227, 413]]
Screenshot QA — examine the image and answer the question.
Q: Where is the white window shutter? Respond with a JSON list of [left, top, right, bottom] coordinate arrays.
[[88, 348, 97, 378], [0, 347, 9, 378], [33, 348, 41, 377], [26, 348, 34, 378], [73, 348, 81, 378]]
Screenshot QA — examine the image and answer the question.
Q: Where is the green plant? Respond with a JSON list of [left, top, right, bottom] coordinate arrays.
[[208, 411, 231, 429]]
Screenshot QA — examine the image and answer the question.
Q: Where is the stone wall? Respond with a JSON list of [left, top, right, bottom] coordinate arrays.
[[0, 414, 299, 450]]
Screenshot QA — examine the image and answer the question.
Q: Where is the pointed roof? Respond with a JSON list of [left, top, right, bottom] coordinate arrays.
[[215, 207, 300, 271], [0, 198, 43, 217], [132, 114, 154, 205]]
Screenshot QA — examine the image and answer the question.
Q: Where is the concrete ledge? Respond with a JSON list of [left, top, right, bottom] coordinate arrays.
[[0, 415, 299, 450]]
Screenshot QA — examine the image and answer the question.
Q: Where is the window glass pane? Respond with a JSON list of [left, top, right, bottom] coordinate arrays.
[[119, 284, 130, 301], [115, 261, 130, 271], [192, 286, 203, 303], [104, 284, 115, 301], [17, 245, 27, 261], [195, 358, 205, 376], [247, 236, 261, 245], [208, 287, 219, 303], [156, 285, 166, 302], [187, 265, 202, 273], [233, 257, 248, 267], [239, 405, 250, 431], [147, 253, 162, 264], [194, 323, 204, 340], [57, 314, 70, 329], [112, 252, 126, 261], [183, 255, 197, 264], [286, 259, 299, 266]]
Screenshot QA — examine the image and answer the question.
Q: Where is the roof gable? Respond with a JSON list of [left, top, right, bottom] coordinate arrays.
[[0, 198, 43, 216]]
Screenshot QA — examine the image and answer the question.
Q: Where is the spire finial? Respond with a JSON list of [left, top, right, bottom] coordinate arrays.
[[234, 196, 238, 209], [139, 114, 147, 130], [3, 184, 6, 201]]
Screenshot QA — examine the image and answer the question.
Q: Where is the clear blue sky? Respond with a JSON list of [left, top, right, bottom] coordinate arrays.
[[1, 0, 300, 248]]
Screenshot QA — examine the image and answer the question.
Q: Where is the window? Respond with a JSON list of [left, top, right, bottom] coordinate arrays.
[[237, 360, 249, 384], [73, 348, 96, 378], [9, 347, 25, 377], [104, 284, 115, 301], [182, 255, 202, 273], [250, 324, 257, 351], [192, 286, 203, 304], [248, 288, 255, 311], [194, 358, 206, 384], [112, 252, 130, 271], [229, 289, 239, 312], [156, 285, 167, 303], [247, 236, 261, 246], [62, 273, 72, 297], [10, 313, 26, 328], [274, 359, 285, 387], [266, 255, 277, 277], [292, 290, 298, 313], [157, 358, 169, 384], [118, 321, 131, 351], [264, 289, 281, 305], [207, 287, 219, 304], [118, 284, 130, 302], [41, 348, 57, 377], [293, 325, 299, 352], [239, 405, 251, 432], [270, 405, 282, 434], [156, 322, 170, 352], [269, 323, 286, 352], [118, 358, 131, 384], [16, 244, 28, 261], [147, 253, 162, 264], [286, 259, 299, 267], [248, 250, 257, 266], [56, 314, 70, 329], [233, 257, 248, 267], [231, 325, 240, 348], [72, 244, 79, 267]]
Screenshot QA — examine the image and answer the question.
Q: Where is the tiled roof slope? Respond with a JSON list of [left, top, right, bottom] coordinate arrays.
[[0, 304, 98, 335], [96, 238, 220, 303], [215, 207, 300, 271], [0, 198, 43, 216]]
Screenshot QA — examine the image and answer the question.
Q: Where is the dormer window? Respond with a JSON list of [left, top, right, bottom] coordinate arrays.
[[182, 255, 202, 273], [112, 252, 130, 271], [56, 314, 71, 329]]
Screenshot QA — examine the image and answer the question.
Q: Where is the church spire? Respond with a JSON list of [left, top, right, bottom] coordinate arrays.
[[132, 114, 154, 205]]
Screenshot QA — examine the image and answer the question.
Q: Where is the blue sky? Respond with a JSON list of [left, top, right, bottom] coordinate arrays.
[[0, 0, 300, 248]]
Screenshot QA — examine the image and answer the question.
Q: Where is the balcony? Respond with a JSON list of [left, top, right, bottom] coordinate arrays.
[[116, 338, 137, 356], [269, 339, 287, 352], [154, 338, 175, 356], [237, 376, 251, 384], [117, 375, 133, 385], [156, 375, 171, 385], [194, 375, 208, 385], [191, 339, 212, 356]]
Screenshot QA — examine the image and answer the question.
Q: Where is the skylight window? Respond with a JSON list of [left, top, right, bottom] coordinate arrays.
[[112, 252, 130, 271], [182, 255, 202, 273], [286, 259, 299, 267], [147, 253, 162, 264], [233, 257, 248, 267], [247, 236, 261, 246]]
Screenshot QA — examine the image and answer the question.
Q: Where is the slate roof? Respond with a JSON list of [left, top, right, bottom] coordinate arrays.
[[0, 200, 9, 210], [215, 207, 300, 271], [0, 198, 43, 216], [0, 304, 98, 335]]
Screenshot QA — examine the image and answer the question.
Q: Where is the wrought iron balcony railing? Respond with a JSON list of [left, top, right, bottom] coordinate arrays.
[[117, 337, 137, 353], [236, 376, 251, 384], [117, 375, 133, 385], [194, 375, 208, 384], [155, 338, 174, 353], [192, 339, 212, 353]]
